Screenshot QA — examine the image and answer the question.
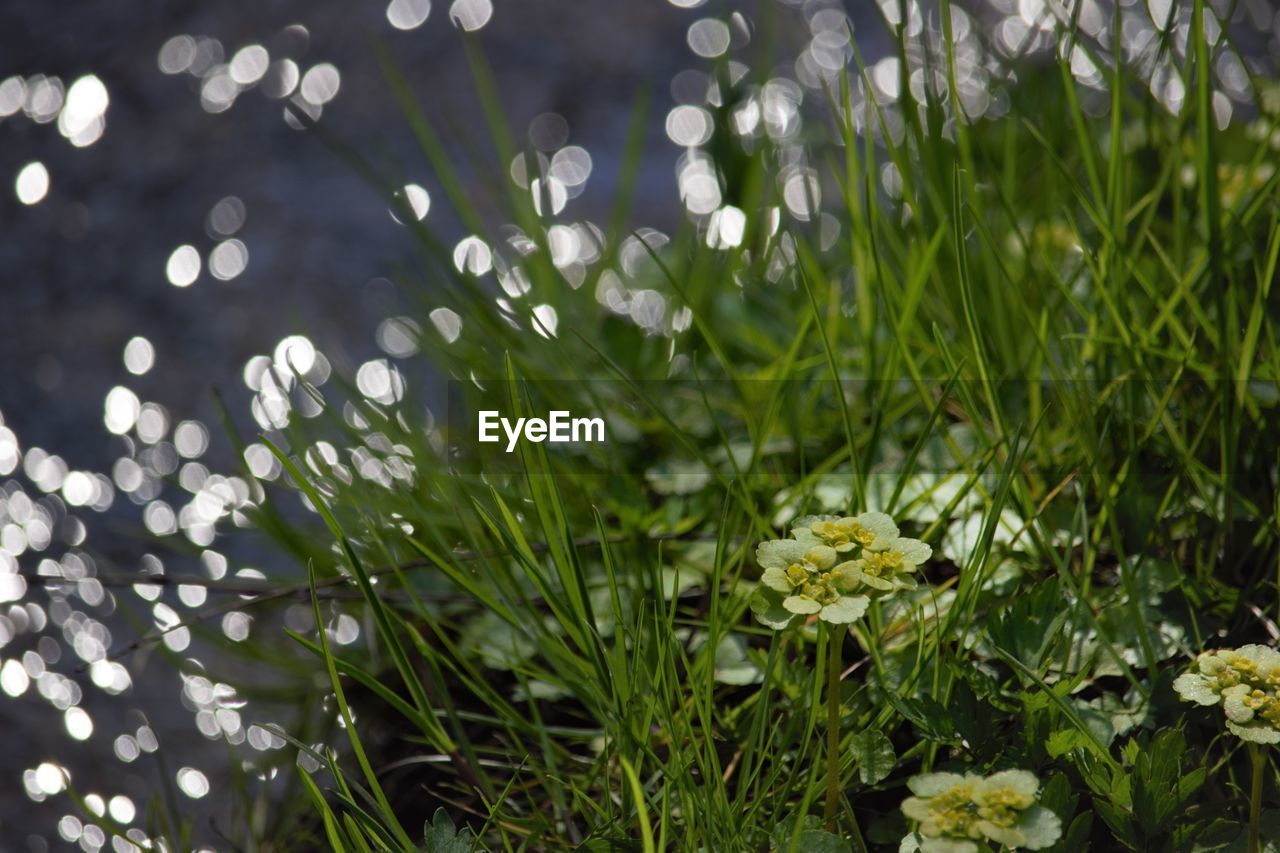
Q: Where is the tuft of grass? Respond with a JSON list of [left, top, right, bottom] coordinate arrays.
[[111, 3, 1280, 851]]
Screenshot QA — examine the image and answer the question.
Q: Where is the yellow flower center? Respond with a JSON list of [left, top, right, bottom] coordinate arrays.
[[785, 563, 810, 585], [927, 785, 982, 838], [861, 550, 904, 577], [799, 573, 840, 606], [927, 784, 1028, 839], [812, 519, 875, 548]]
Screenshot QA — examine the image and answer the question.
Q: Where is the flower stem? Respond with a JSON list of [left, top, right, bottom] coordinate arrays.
[[1249, 743, 1266, 853], [825, 624, 841, 832], [823, 625, 868, 853]]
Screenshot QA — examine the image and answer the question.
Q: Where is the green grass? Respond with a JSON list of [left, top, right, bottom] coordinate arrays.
[[102, 5, 1280, 851]]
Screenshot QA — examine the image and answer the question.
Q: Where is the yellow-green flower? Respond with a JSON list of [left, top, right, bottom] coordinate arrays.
[[793, 512, 898, 553], [901, 770, 1061, 852], [844, 536, 931, 593], [1174, 645, 1280, 744], [755, 539, 868, 624]]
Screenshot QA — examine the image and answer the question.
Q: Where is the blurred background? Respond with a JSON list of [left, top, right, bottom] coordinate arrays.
[[0, 4, 701, 849], [1, 0, 1278, 849]]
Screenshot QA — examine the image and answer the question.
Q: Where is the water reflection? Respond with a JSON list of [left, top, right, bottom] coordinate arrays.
[[387, 0, 432, 31], [15, 161, 49, 205]]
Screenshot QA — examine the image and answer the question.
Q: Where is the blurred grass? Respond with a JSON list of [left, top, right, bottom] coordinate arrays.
[[133, 3, 1280, 851]]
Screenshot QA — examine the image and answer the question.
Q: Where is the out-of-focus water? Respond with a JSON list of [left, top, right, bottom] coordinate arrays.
[[1, 4, 701, 847], [1, 0, 1277, 849]]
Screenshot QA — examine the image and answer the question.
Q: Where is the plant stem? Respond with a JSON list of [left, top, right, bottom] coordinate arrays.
[[1249, 744, 1266, 853], [825, 624, 841, 832], [823, 625, 869, 853]]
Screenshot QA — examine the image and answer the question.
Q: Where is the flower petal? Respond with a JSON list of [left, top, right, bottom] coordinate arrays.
[[831, 561, 861, 590], [918, 838, 978, 853], [900, 797, 932, 822], [1222, 684, 1255, 723], [783, 595, 821, 615], [1238, 644, 1280, 666], [1172, 672, 1220, 705], [907, 772, 967, 797], [983, 769, 1039, 799], [1198, 653, 1228, 676], [976, 821, 1026, 848], [1012, 805, 1063, 850], [760, 567, 792, 593], [791, 515, 836, 540], [859, 573, 895, 591], [806, 545, 838, 569]]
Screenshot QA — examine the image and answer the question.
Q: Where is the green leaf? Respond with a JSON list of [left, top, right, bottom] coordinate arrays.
[[712, 633, 763, 686], [771, 816, 853, 853], [424, 808, 473, 853], [1193, 811, 1280, 851], [750, 587, 798, 631], [850, 729, 896, 785], [1046, 728, 1094, 759], [886, 694, 955, 743]]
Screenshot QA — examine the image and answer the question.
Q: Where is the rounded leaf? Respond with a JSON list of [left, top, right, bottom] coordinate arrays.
[[749, 588, 798, 631], [1227, 720, 1280, 743], [893, 537, 933, 565], [894, 574, 920, 591], [756, 539, 808, 570], [850, 729, 896, 784], [856, 511, 899, 545], [820, 595, 869, 624]]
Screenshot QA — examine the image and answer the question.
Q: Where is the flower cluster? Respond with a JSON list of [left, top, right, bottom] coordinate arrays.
[[900, 770, 1061, 852], [1174, 644, 1280, 743], [753, 512, 931, 628]]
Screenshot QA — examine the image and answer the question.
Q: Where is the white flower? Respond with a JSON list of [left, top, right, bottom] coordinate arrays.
[[901, 770, 1060, 851], [755, 539, 869, 625], [844, 536, 932, 593], [1175, 645, 1280, 743], [794, 512, 899, 553]]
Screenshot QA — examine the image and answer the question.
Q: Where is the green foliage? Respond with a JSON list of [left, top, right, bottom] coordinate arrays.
[[424, 809, 475, 852], [770, 816, 852, 853], [849, 730, 896, 786], [150, 2, 1280, 851]]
